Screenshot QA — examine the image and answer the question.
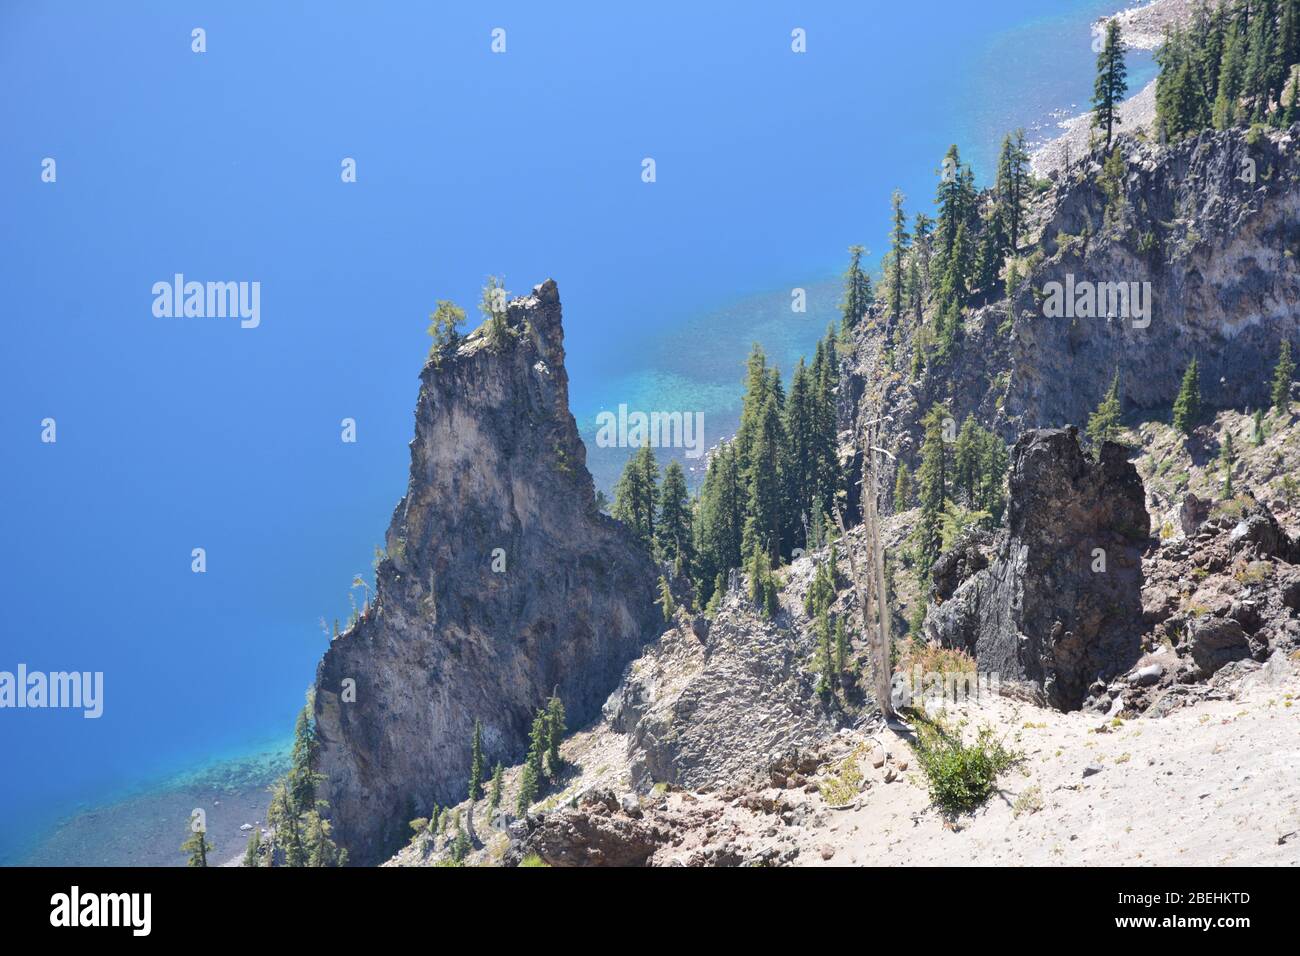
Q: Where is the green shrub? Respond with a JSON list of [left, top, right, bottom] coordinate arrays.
[[911, 714, 1019, 814], [519, 853, 549, 868]]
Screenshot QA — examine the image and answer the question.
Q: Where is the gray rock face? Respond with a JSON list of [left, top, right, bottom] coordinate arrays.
[[926, 427, 1150, 710], [313, 280, 661, 864], [604, 591, 833, 792]]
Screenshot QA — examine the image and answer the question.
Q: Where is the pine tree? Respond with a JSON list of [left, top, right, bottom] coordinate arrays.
[[242, 827, 261, 867], [288, 694, 320, 816], [840, 245, 872, 331], [479, 275, 512, 348], [1253, 408, 1266, 446], [1220, 430, 1236, 498], [887, 190, 911, 336], [952, 415, 980, 505], [1092, 19, 1129, 149], [468, 718, 484, 802], [741, 395, 785, 563], [657, 575, 676, 621], [427, 299, 466, 361], [488, 762, 504, 812], [1086, 372, 1123, 455], [893, 461, 914, 510], [612, 443, 659, 549], [303, 809, 345, 867], [915, 404, 951, 581], [994, 129, 1031, 253], [1273, 341, 1294, 412], [816, 607, 835, 695], [546, 695, 566, 777], [1173, 358, 1202, 435], [833, 615, 849, 679], [180, 825, 213, 867], [656, 460, 693, 572]]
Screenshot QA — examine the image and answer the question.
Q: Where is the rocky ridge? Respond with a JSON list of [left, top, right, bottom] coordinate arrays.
[[312, 280, 662, 864]]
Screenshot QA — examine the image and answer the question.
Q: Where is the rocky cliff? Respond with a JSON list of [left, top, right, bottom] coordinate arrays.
[[925, 427, 1150, 710], [845, 124, 1300, 480], [312, 280, 662, 864]]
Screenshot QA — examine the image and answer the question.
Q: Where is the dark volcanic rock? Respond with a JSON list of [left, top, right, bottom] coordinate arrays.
[[926, 427, 1150, 710], [313, 280, 661, 864]]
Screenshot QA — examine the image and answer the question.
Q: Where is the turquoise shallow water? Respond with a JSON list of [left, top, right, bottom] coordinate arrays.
[[2, 0, 1156, 864]]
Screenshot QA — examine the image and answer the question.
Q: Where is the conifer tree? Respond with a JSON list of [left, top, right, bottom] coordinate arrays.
[[1273, 341, 1294, 412], [488, 762, 504, 812], [427, 299, 466, 360], [656, 460, 693, 572], [657, 575, 676, 621], [468, 718, 484, 802], [887, 190, 911, 336], [840, 246, 872, 331], [893, 461, 914, 511], [1253, 408, 1266, 446], [546, 695, 566, 776], [1220, 430, 1236, 498], [242, 827, 261, 867], [834, 615, 849, 679], [1173, 358, 1202, 435], [1092, 19, 1129, 149], [1086, 372, 1123, 455], [916, 404, 951, 581], [479, 275, 512, 348], [181, 824, 214, 868], [612, 443, 659, 550]]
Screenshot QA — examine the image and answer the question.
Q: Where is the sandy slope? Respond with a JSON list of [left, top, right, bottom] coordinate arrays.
[[801, 658, 1300, 866]]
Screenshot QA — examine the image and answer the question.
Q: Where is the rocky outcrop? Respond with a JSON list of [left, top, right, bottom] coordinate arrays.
[[1006, 126, 1300, 436], [603, 585, 835, 792], [925, 427, 1150, 710], [1108, 496, 1300, 715], [313, 280, 662, 864]]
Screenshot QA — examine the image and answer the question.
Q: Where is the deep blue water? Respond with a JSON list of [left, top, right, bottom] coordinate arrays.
[[0, 0, 1155, 863]]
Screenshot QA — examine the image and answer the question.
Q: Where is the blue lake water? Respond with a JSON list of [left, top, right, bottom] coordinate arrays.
[[0, 0, 1156, 863]]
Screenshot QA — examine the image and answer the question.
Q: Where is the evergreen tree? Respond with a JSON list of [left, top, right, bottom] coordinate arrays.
[[840, 245, 872, 331], [612, 443, 659, 550], [1220, 430, 1236, 498], [546, 695, 566, 777], [994, 129, 1031, 253], [1086, 372, 1123, 455], [887, 190, 911, 335], [741, 395, 785, 563], [468, 719, 484, 802], [657, 575, 676, 621], [1253, 408, 1267, 446], [1092, 19, 1129, 149], [952, 415, 981, 505], [181, 824, 214, 868], [479, 275, 511, 348], [242, 827, 261, 867], [815, 607, 835, 696], [1173, 358, 1202, 435], [656, 460, 694, 572], [1273, 341, 1295, 412], [833, 615, 849, 680], [288, 694, 320, 816], [915, 404, 951, 581], [427, 299, 466, 360], [488, 762, 504, 812], [893, 461, 914, 510], [303, 809, 345, 867]]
